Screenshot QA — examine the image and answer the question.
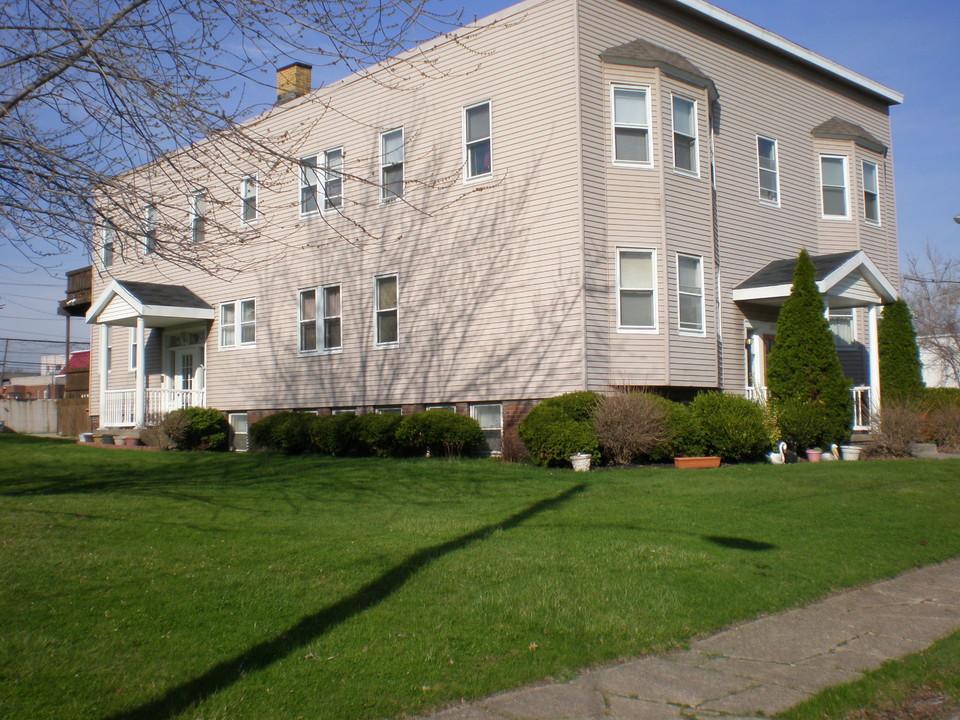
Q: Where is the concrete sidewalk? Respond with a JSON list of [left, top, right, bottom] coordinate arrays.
[[420, 558, 960, 720]]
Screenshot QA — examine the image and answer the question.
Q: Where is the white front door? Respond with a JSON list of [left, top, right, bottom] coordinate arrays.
[[174, 348, 204, 392]]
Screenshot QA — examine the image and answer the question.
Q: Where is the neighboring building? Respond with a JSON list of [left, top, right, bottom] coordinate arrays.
[[1, 374, 65, 400], [86, 0, 903, 448], [58, 350, 91, 398], [919, 337, 960, 389]]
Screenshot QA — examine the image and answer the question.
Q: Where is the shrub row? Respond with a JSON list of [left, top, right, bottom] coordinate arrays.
[[518, 390, 776, 466], [248, 408, 484, 458]]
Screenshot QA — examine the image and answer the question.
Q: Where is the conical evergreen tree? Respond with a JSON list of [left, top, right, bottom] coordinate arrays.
[[767, 249, 852, 446], [878, 298, 925, 401]]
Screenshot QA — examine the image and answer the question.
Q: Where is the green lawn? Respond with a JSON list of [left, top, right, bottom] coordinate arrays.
[[1, 435, 959, 720]]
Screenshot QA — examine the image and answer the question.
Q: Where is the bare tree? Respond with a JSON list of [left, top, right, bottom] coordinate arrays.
[[0, 0, 468, 270], [902, 245, 960, 387]]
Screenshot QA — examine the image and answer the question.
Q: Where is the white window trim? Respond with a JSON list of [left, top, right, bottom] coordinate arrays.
[[331, 408, 356, 415], [862, 160, 881, 226], [671, 94, 699, 177], [756, 135, 781, 207], [380, 128, 404, 203], [676, 253, 706, 336], [228, 413, 249, 452], [190, 190, 206, 243], [240, 174, 258, 225], [611, 84, 652, 168], [426, 404, 456, 411], [828, 307, 858, 347], [101, 224, 115, 267], [104, 325, 112, 374], [463, 100, 493, 182], [128, 327, 138, 372], [299, 284, 343, 355], [470, 402, 503, 456], [375, 406, 403, 415], [297, 287, 319, 354], [299, 156, 319, 218], [616, 248, 659, 334], [819, 155, 850, 220], [321, 147, 344, 214], [219, 297, 257, 350], [143, 204, 156, 255], [374, 273, 399, 348]]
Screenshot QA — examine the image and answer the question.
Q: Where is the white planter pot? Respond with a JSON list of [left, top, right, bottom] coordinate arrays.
[[840, 445, 862, 461], [569, 453, 592, 472]]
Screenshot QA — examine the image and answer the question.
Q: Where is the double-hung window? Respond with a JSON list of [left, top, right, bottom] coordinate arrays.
[[757, 137, 780, 204], [820, 156, 849, 219], [129, 328, 138, 371], [375, 275, 398, 345], [471, 403, 503, 454], [322, 148, 343, 210], [241, 175, 257, 224], [102, 224, 115, 267], [143, 205, 156, 255], [220, 299, 256, 348], [380, 129, 404, 201], [464, 101, 492, 179], [612, 86, 650, 165], [191, 190, 206, 243], [617, 249, 656, 331], [862, 161, 880, 224], [677, 254, 704, 333], [672, 96, 697, 174], [299, 157, 319, 215], [298, 285, 342, 353]]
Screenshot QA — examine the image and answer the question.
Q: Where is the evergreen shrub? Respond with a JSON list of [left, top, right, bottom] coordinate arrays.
[[249, 411, 317, 454], [160, 407, 229, 451], [395, 409, 484, 458], [878, 299, 925, 401], [310, 413, 362, 456], [517, 391, 601, 466], [766, 249, 852, 447], [354, 413, 404, 457], [673, 392, 773, 462]]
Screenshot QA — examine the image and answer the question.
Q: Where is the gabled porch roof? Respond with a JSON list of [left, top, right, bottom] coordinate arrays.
[[732, 250, 898, 308], [86, 279, 214, 327]]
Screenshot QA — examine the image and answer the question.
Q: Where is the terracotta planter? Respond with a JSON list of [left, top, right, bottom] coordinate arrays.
[[674, 456, 721, 469], [806, 449, 823, 463], [123, 437, 142, 447]]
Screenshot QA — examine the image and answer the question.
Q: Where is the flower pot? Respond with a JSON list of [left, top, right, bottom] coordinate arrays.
[[806, 449, 823, 463], [123, 437, 141, 447], [674, 456, 721, 469], [569, 453, 592, 472], [840, 445, 862, 461]]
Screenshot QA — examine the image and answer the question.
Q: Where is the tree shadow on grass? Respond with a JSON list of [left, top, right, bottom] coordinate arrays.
[[703, 535, 777, 551], [100, 482, 587, 720]]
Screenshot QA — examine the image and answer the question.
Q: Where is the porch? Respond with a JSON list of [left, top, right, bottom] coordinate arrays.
[[103, 388, 207, 428], [86, 279, 215, 429], [746, 384, 874, 431]]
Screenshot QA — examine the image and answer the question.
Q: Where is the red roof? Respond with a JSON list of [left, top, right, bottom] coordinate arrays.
[[62, 350, 90, 372]]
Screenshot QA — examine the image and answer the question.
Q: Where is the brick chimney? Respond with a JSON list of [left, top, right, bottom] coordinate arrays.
[[276, 62, 312, 105]]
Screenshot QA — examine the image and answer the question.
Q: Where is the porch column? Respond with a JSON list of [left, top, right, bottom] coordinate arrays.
[[134, 317, 147, 427], [99, 324, 109, 429], [868, 304, 881, 420]]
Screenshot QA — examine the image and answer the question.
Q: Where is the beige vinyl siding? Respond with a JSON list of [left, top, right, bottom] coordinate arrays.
[[577, 0, 897, 393], [89, 0, 587, 417]]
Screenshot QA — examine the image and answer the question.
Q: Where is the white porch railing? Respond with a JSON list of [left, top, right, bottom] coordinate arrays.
[[103, 388, 206, 427], [745, 385, 873, 431]]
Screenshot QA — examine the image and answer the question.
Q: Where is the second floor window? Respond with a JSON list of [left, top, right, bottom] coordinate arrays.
[[381, 129, 404, 201], [323, 148, 343, 210], [672, 96, 697, 173], [191, 191, 206, 243], [617, 249, 656, 330], [102, 224, 115, 267], [241, 176, 257, 224], [612, 86, 650, 165], [820, 155, 848, 219], [678, 254, 704, 333], [464, 101, 492, 179], [143, 205, 156, 255], [863, 161, 880, 224], [375, 275, 398, 345], [757, 137, 779, 204], [220, 299, 256, 348], [300, 157, 319, 215]]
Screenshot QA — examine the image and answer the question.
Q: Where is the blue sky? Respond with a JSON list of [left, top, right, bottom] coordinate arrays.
[[1, 0, 957, 345]]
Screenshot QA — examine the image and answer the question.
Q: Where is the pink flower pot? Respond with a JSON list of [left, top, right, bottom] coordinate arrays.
[[806, 449, 823, 463]]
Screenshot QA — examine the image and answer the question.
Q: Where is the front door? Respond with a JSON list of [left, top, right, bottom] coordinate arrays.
[[174, 348, 204, 393]]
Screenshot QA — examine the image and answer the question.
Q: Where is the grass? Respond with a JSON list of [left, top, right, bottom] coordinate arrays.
[[1, 434, 959, 720], [779, 630, 960, 720]]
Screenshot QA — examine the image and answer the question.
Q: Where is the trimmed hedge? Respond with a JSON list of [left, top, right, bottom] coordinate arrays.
[[355, 413, 404, 457], [518, 391, 601, 466], [249, 411, 317, 454], [310, 413, 362, 456], [160, 407, 229, 452], [674, 392, 774, 462], [395, 410, 484, 458]]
